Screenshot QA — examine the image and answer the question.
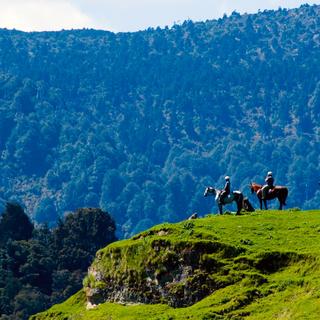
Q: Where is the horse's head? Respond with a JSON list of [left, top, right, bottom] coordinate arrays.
[[249, 182, 262, 194], [204, 186, 216, 197]]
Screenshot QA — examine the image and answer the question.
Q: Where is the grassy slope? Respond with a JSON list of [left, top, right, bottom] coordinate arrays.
[[31, 210, 320, 320]]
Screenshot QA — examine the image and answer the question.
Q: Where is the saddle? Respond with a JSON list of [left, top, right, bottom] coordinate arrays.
[[219, 193, 234, 204], [258, 187, 275, 198], [267, 187, 276, 194]]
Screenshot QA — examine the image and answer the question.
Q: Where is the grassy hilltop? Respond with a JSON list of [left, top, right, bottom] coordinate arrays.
[[31, 210, 320, 320]]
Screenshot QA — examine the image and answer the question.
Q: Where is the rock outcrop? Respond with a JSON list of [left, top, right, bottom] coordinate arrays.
[[84, 234, 245, 308]]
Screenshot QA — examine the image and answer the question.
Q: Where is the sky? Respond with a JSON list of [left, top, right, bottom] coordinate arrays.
[[0, 0, 319, 32]]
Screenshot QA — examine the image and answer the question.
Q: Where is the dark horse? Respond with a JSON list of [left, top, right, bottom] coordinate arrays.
[[204, 187, 243, 215], [250, 182, 288, 210]]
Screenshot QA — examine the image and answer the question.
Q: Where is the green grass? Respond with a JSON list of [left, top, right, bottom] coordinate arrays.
[[31, 210, 320, 319]]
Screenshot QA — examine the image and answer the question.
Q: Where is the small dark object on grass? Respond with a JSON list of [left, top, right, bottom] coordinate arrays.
[[243, 198, 255, 212]]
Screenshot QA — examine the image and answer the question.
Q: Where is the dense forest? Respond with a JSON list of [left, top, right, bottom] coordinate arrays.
[[0, 4, 319, 237], [0, 203, 116, 320]]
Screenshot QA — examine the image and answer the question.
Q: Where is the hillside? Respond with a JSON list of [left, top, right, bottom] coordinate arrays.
[[32, 210, 320, 319], [0, 5, 319, 237]]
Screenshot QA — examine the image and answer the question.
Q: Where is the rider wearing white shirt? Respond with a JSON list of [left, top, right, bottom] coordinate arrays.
[[262, 171, 275, 200], [219, 176, 230, 204]]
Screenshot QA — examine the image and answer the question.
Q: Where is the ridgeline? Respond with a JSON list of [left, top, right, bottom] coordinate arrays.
[[32, 210, 320, 319], [0, 5, 319, 237]]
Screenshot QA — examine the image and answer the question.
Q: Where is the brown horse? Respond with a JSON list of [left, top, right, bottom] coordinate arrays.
[[250, 182, 288, 210]]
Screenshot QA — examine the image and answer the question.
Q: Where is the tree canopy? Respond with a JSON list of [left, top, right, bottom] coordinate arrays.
[[0, 203, 116, 320], [0, 5, 319, 237]]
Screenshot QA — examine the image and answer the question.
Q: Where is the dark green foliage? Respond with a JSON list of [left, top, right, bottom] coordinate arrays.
[[53, 208, 116, 270], [0, 204, 116, 320], [0, 5, 319, 239], [0, 203, 33, 244]]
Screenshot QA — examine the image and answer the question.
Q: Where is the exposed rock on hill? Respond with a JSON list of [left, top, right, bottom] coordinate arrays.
[[32, 210, 320, 320], [85, 236, 245, 308]]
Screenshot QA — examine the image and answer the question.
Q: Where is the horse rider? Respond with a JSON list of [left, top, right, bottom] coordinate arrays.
[[262, 171, 275, 200], [219, 176, 231, 204]]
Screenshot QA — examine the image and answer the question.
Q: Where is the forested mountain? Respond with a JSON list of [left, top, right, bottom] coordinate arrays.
[[0, 4, 319, 237]]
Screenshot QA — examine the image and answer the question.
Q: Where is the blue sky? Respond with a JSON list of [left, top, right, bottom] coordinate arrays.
[[0, 0, 319, 32]]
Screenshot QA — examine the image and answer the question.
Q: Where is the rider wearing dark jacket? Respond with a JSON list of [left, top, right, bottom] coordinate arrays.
[[262, 171, 274, 200], [219, 176, 231, 204]]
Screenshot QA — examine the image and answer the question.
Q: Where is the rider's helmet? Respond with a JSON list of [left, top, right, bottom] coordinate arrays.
[[225, 176, 230, 181], [267, 171, 273, 176]]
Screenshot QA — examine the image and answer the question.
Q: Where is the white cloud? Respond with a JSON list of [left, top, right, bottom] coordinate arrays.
[[0, 0, 319, 32], [72, 0, 320, 32], [0, 0, 97, 31]]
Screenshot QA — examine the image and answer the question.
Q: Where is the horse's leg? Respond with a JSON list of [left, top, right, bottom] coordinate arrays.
[[218, 204, 223, 215], [259, 198, 262, 210], [279, 198, 283, 210], [264, 200, 268, 210], [236, 201, 241, 215]]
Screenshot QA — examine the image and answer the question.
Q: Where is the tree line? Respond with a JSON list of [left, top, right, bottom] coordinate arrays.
[[0, 202, 116, 320]]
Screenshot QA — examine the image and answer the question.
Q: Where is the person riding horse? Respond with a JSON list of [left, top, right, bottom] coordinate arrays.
[[204, 185, 244, 215], [219, 176, 231, 204], [261, 171, 274, 200]]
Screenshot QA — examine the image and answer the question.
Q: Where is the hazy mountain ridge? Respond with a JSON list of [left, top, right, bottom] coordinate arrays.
[[0, 4, 319, 237]]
